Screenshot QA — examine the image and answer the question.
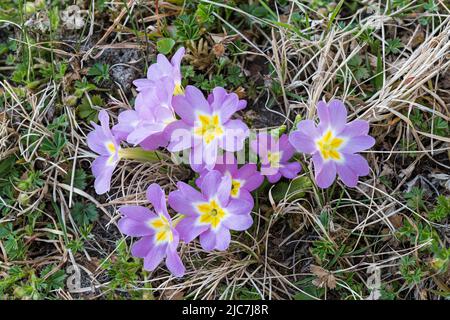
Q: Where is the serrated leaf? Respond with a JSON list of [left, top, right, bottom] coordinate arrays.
[[40, 132, 67, 158], [71, 202, 98, 226], [64, 168, 88, 190]]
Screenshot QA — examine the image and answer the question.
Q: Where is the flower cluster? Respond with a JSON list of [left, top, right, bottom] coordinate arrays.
[[86, 48, 375, 277]]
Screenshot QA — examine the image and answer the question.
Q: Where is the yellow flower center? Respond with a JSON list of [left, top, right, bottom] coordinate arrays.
[[316, 129, 344, 161], [197, 199, 226, 229], [230, 179, 242, 198], [173, 82, 184, 96], [106, 142, 120, 165], [149, 215, 173, 244], [106, 142, 116, 154], [194, 114, 224, 144], [267, 151, 281, 168]]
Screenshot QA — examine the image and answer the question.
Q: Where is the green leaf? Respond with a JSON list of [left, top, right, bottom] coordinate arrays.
[[40, 132, 67, 158], [63, 168, 88, 190], [327, 0, 344, 31], [272, 176, 312, 202], [156, 38, 176, 55], [72, 202, 99, 226], [87, 63, 110, 84]]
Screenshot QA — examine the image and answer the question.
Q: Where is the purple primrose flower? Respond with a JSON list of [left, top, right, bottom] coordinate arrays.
[[117, 184, 185, 277], [87, 110, 122, 195], [251, 133, 302, 183], [196, 153, 263, 205], [168, 170, 253, 251], [133, 47, 185, 96], [166, 86, 249, 171], [289, 99, 375, 188], [112, 77, 176, 150]]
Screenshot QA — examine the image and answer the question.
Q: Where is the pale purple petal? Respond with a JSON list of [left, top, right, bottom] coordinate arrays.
[[279, 134, 295, 162], [223, 213, 253, 231], [165, 120, 193, 152], [317, 101, 330, 125], [336, 163, 358, 187], [143, 243, 168, 271], [341, 120, 369, 137], [92, 156, 116, 194], [118, 217, 154, 237], [237, 100, 247, 111], [225, 198, 253, 216], [235, 164, 264, 191], [119, 205, 156, 221], [165, 248, 185, 277], [214, 227, 231, 251], [170, 47, 185, 70], [280, 161, 302, 179], [131, 236, 153, 258], [327, 99, 347, 133], [311, 152, 323, 174], [289, 120, 320, 154], [315, 161, 336, 189], [139, 132, 169, 150], [112, 110, 139, 141], [172, 86, 210, 124], [168, 182, 204, 216], [341, 135, 375, 153], [146, 184, 169, 218], [209, 87, 239, 122], [199, 229, 216, 251], [344, 153, 370, 176], [87, 125, 110, 155], [220, 119, 249, 152], [267, 172, 282, 184], [175, 216, 208, 243]]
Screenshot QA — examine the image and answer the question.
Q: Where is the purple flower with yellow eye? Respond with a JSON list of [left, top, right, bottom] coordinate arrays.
[[168, 170, 253, 251], [118, 184, 185, 277], [112, 77, 176, 150], [133, 47, 185, 96], [289, 99, 375, 189], [87, 110, 122, 195], [196, 153, 263, 205], [166, 86, 249, 171], [251, 133, 302, 183]]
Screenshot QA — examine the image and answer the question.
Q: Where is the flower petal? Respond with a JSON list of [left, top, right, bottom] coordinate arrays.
[[92, 156, 116, 194], [226, 198, 253, 216], [341, 135, 375, 153], [317, 100, 330, 125], [315, 161, 336, 189], [280, 161, 302, 179], [341, 119, 369, 137], [289, 120, 320, 154], [327, 99, 347, 133], [143, 243, 168, 271], [165, 120, 193, 152], [220, 119, 249, 152], [199, 229, 216, 251], [131, 236, 154, 258], [336, 163, 358, 187], [168, 182, 204, 216], [223, 214, 253, 232], [146, 183, 169, 217], [344, 153, 370, 177], [235, 164, 264, 191], [175, 216, 208, 243], [172, 86, 210, 124], [119, 205, 156, 221], [267, 172, 282, 184], [214, 227, 231, 251], [165, 248, 185, 277]]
